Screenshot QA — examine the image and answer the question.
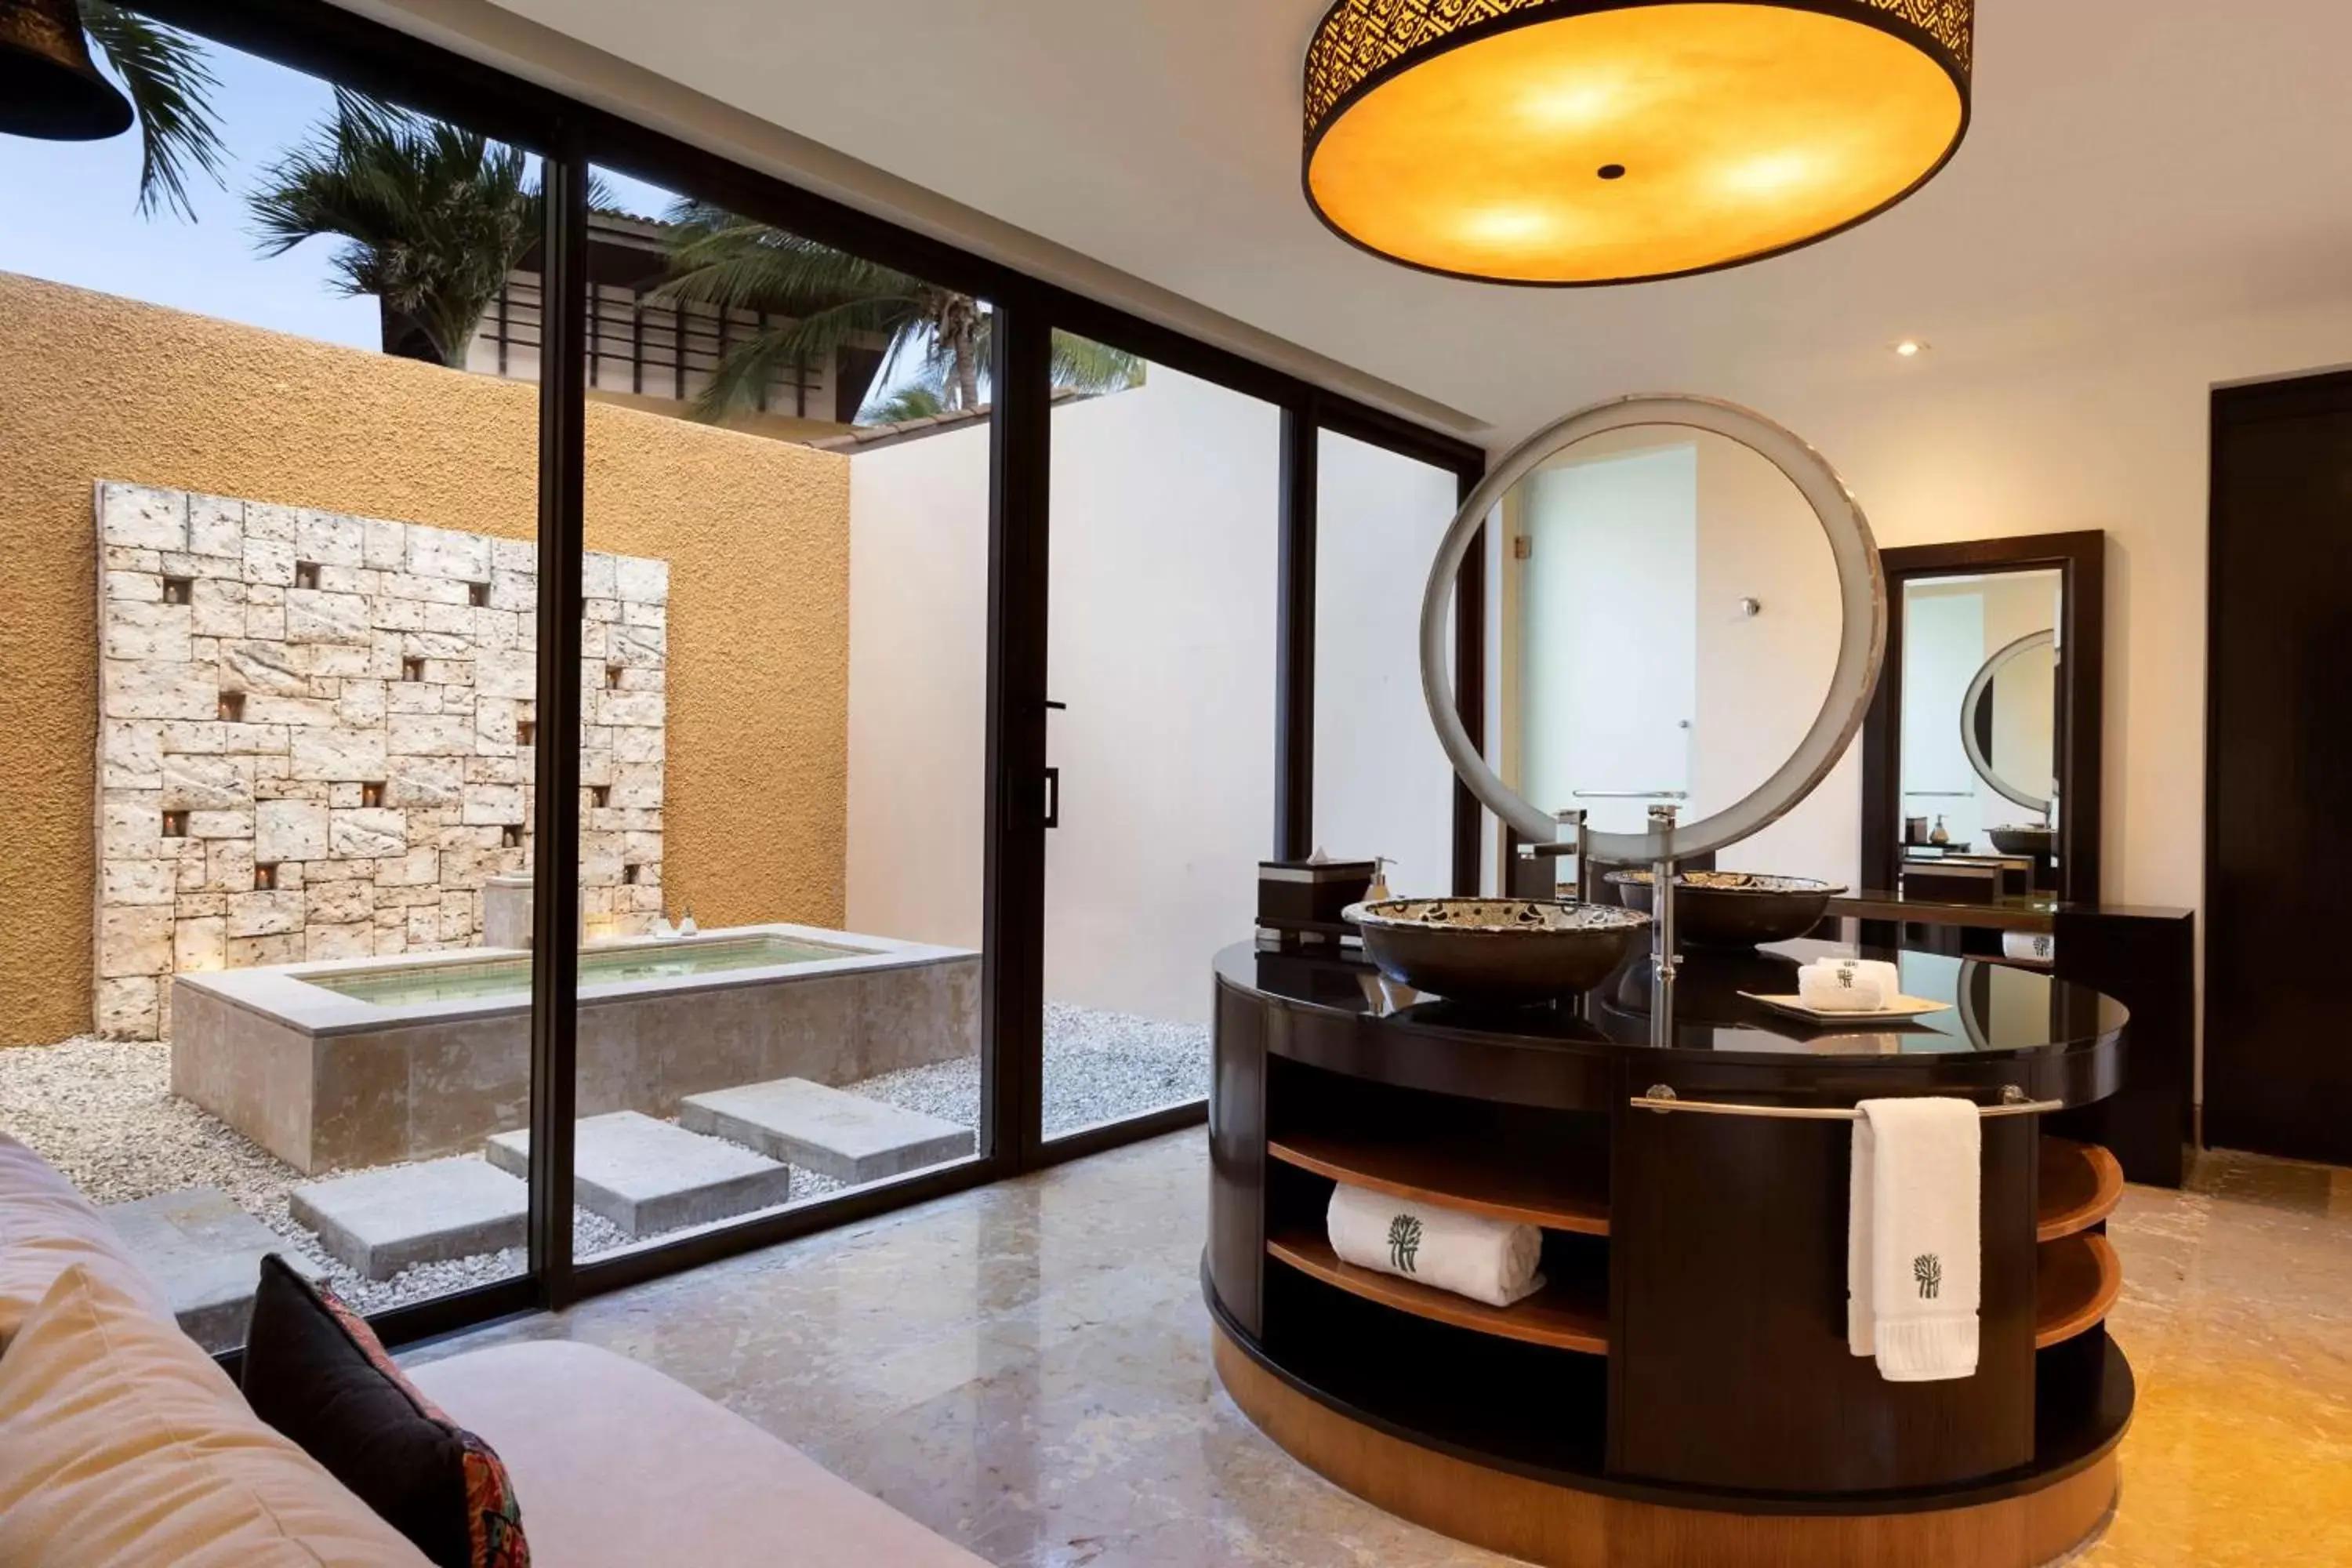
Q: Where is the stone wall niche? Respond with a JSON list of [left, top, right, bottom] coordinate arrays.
[[93, 481, 670, 1040]]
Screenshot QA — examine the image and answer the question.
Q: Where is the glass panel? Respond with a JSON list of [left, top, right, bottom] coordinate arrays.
[[1035, 339, 1277, 1138], [1314, 430, 1461, 897], [568, 165, 989, 1263], [0, 15, 545, 1341]]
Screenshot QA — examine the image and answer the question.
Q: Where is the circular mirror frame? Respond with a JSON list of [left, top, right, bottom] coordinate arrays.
[[1959, 629, 2056, 815], [1419, 394, 1887, 864]]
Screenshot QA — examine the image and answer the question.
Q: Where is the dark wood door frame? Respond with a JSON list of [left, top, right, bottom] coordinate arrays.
[[1860, 533, 2107, 905]]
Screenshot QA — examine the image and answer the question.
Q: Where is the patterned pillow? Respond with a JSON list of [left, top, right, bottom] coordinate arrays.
[[240, 1254, 527, 1568]]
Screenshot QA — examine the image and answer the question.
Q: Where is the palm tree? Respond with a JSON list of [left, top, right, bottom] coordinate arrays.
[[652, 201, 1143, 423], [76, 1, 227, 220], [247, 91, 545, 367]]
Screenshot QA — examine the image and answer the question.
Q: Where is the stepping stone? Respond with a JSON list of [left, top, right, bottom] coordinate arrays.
[[289, 1158, 526, 1281], [485, 1112, 793, 1236], [680, 1077, 975, 1184], [103, 1189, 322, 1352]]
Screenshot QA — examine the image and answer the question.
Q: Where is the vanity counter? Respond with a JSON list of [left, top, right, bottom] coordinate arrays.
[[1207, 937, 2133, 1568]]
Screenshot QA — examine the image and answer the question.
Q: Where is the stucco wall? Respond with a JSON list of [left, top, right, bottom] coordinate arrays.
[[0, 271, 851, 1047]]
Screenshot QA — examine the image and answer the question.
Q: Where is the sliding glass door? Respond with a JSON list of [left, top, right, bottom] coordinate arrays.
[[1036, 336, 1283, 1146]]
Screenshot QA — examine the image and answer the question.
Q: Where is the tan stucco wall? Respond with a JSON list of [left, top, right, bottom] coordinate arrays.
[[0, 271, 851, 1046]]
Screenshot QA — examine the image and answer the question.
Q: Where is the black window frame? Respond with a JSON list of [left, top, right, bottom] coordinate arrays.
[[133, 0, 1486, 1353]]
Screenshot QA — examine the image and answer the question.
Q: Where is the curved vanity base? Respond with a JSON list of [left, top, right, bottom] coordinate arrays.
[[1213, 1324, 2122, 1568]]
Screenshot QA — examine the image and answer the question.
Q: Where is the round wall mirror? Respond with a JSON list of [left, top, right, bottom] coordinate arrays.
[[1961, 629, 2059, 815], [1421, 396, 1886, 864]]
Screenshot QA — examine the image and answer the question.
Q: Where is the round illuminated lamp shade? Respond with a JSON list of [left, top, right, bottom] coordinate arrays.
[[1302, 0, 1974, 285]]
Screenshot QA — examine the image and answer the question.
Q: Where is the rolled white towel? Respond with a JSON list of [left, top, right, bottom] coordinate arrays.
[[1327, 1185, 1544, 1308], [2003, 931, 2056, 965], [1798, 960, 1888, 1012]]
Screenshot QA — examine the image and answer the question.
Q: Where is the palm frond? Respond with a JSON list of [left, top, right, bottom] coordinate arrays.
[[1049, 331, 1147, 394], [79, 1, 226, 220], [249, 90, 541, 366]]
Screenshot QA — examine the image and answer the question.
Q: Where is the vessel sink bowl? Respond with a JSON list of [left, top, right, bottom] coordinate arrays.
[[1987, 826, 2056, 856], [1344, 898, 1649, 1007], [1606, 870, 1846, 949]]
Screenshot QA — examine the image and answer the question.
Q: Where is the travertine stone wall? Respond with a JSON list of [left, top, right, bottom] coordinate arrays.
[[94, 481, 669, 1040]]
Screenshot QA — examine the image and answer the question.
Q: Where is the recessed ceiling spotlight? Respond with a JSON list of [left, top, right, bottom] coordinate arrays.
[[1892, 339, 1929, 358]]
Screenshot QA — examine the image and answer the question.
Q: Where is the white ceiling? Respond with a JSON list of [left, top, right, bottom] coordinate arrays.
[[485, 0, 2352, 445]]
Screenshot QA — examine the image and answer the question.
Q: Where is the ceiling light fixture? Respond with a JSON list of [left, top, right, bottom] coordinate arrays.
[[1893, 339, 1929, 358], [1302, 0, 1974, 286]]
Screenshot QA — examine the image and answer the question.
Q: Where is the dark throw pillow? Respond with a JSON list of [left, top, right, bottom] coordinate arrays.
[[240, 1254, 528, 1568]]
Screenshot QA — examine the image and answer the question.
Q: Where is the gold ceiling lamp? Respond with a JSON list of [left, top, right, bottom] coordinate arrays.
[[1302, 0, 1974, 285]]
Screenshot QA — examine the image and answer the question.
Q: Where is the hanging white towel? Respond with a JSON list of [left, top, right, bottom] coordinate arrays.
[[1847, 1098, 1981, 1381], [1326, 1185, 1544, 1308]]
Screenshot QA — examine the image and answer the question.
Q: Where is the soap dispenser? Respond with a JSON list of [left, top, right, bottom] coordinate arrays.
[[1929, 815, 1951, 847], [1363, 857, 1395, 905]]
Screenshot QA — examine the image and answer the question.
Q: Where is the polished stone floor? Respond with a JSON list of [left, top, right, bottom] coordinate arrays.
[[408, 1132, 2352, 1567]]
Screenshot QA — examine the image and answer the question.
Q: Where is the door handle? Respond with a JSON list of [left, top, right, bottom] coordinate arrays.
[[1044, 767, 1060, 829]]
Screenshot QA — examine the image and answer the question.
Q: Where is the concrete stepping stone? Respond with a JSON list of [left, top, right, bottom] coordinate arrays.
[[680, 1077, 975, 1184], [103, 1188, 321, 1352], [289, 1158, 527, 1281], [485, 1112, 793, 1237]]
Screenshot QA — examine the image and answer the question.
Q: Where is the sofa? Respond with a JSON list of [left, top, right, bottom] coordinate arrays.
[[0, 1133, 987, 1566]]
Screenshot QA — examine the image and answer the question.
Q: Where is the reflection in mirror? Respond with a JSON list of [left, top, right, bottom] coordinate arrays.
[[1509, 424, 1842, 861], [1897, 570, 2063, 862]]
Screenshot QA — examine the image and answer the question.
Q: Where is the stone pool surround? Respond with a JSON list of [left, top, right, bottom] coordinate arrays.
[[169, 925, 978, 1174]]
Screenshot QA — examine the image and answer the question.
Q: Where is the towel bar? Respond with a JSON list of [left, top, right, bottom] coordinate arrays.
[[1632, 1084, 2063, 1120]]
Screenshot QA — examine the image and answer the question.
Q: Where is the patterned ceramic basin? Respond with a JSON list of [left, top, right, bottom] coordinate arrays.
[[1344, 898, 1650, 1007], [1606, 870, 1846, 949]]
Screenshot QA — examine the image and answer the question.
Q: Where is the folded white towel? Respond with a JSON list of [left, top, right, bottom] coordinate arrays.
[[1327, 1185, 1544, 1308], [1848, 1098, 1981, 1381], [1798, 962, 1886, 1012], [2003, 931, 2056, 965]]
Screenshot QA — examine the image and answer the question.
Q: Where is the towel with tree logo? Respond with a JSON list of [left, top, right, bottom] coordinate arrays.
[[1326, 1184, 1544, 1308], [1847, 1097, 1982, 1381]]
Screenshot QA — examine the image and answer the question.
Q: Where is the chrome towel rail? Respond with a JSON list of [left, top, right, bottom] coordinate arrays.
[[1632, 1084, 2063, 1120]]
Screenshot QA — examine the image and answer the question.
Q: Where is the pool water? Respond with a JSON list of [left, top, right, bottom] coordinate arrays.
[[301, 935, 859, 1007]]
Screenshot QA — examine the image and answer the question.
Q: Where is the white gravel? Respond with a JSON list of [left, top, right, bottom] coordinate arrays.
[[0, 1002, 1205, 1312], [849, 1002, 1207, 1138]]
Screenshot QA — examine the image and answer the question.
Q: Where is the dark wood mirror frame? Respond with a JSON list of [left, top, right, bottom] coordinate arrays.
[[1860, 532, 2107, 905]]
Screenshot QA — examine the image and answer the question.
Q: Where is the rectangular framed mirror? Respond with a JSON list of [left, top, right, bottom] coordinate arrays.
[[1860, 532, 2106, 906]]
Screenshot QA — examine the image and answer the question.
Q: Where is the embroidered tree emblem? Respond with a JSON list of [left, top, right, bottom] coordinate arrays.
[[1388, 1213, 1424, 1273], [1915, 1254, 1943, 1301]]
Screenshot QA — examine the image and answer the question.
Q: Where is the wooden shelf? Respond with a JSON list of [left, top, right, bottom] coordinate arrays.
[[2038, 1138, 2125, 1242], [2035, 1232, 2121, 1349], [1269, 1134, 1610, 1236], [1267, 1232, 1609, 1355]]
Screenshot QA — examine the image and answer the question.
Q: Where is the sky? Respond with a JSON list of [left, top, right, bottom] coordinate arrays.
[[0, 27, 674, 354]]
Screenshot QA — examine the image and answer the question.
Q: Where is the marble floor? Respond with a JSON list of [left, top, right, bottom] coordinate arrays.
[[408, 1132, 2352, 1568]]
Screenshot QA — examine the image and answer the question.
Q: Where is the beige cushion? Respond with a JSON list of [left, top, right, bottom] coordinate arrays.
[[0, 1265, 432, 1567], [0, 1131, 169, 1346], [410, 1340, 988, 1567]]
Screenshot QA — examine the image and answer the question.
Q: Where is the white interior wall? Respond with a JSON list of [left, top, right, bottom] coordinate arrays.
[[1314, 430, 1461, 898], [844, 368, 1277, 1028], [1902, 585, 1991, 851]]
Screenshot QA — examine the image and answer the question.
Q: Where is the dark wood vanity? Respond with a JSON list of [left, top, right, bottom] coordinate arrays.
[[1207, 938, 2132, 1567]]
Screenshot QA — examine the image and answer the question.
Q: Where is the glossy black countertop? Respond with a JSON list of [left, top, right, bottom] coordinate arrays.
[[1219, 936, 2128, 1070]]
